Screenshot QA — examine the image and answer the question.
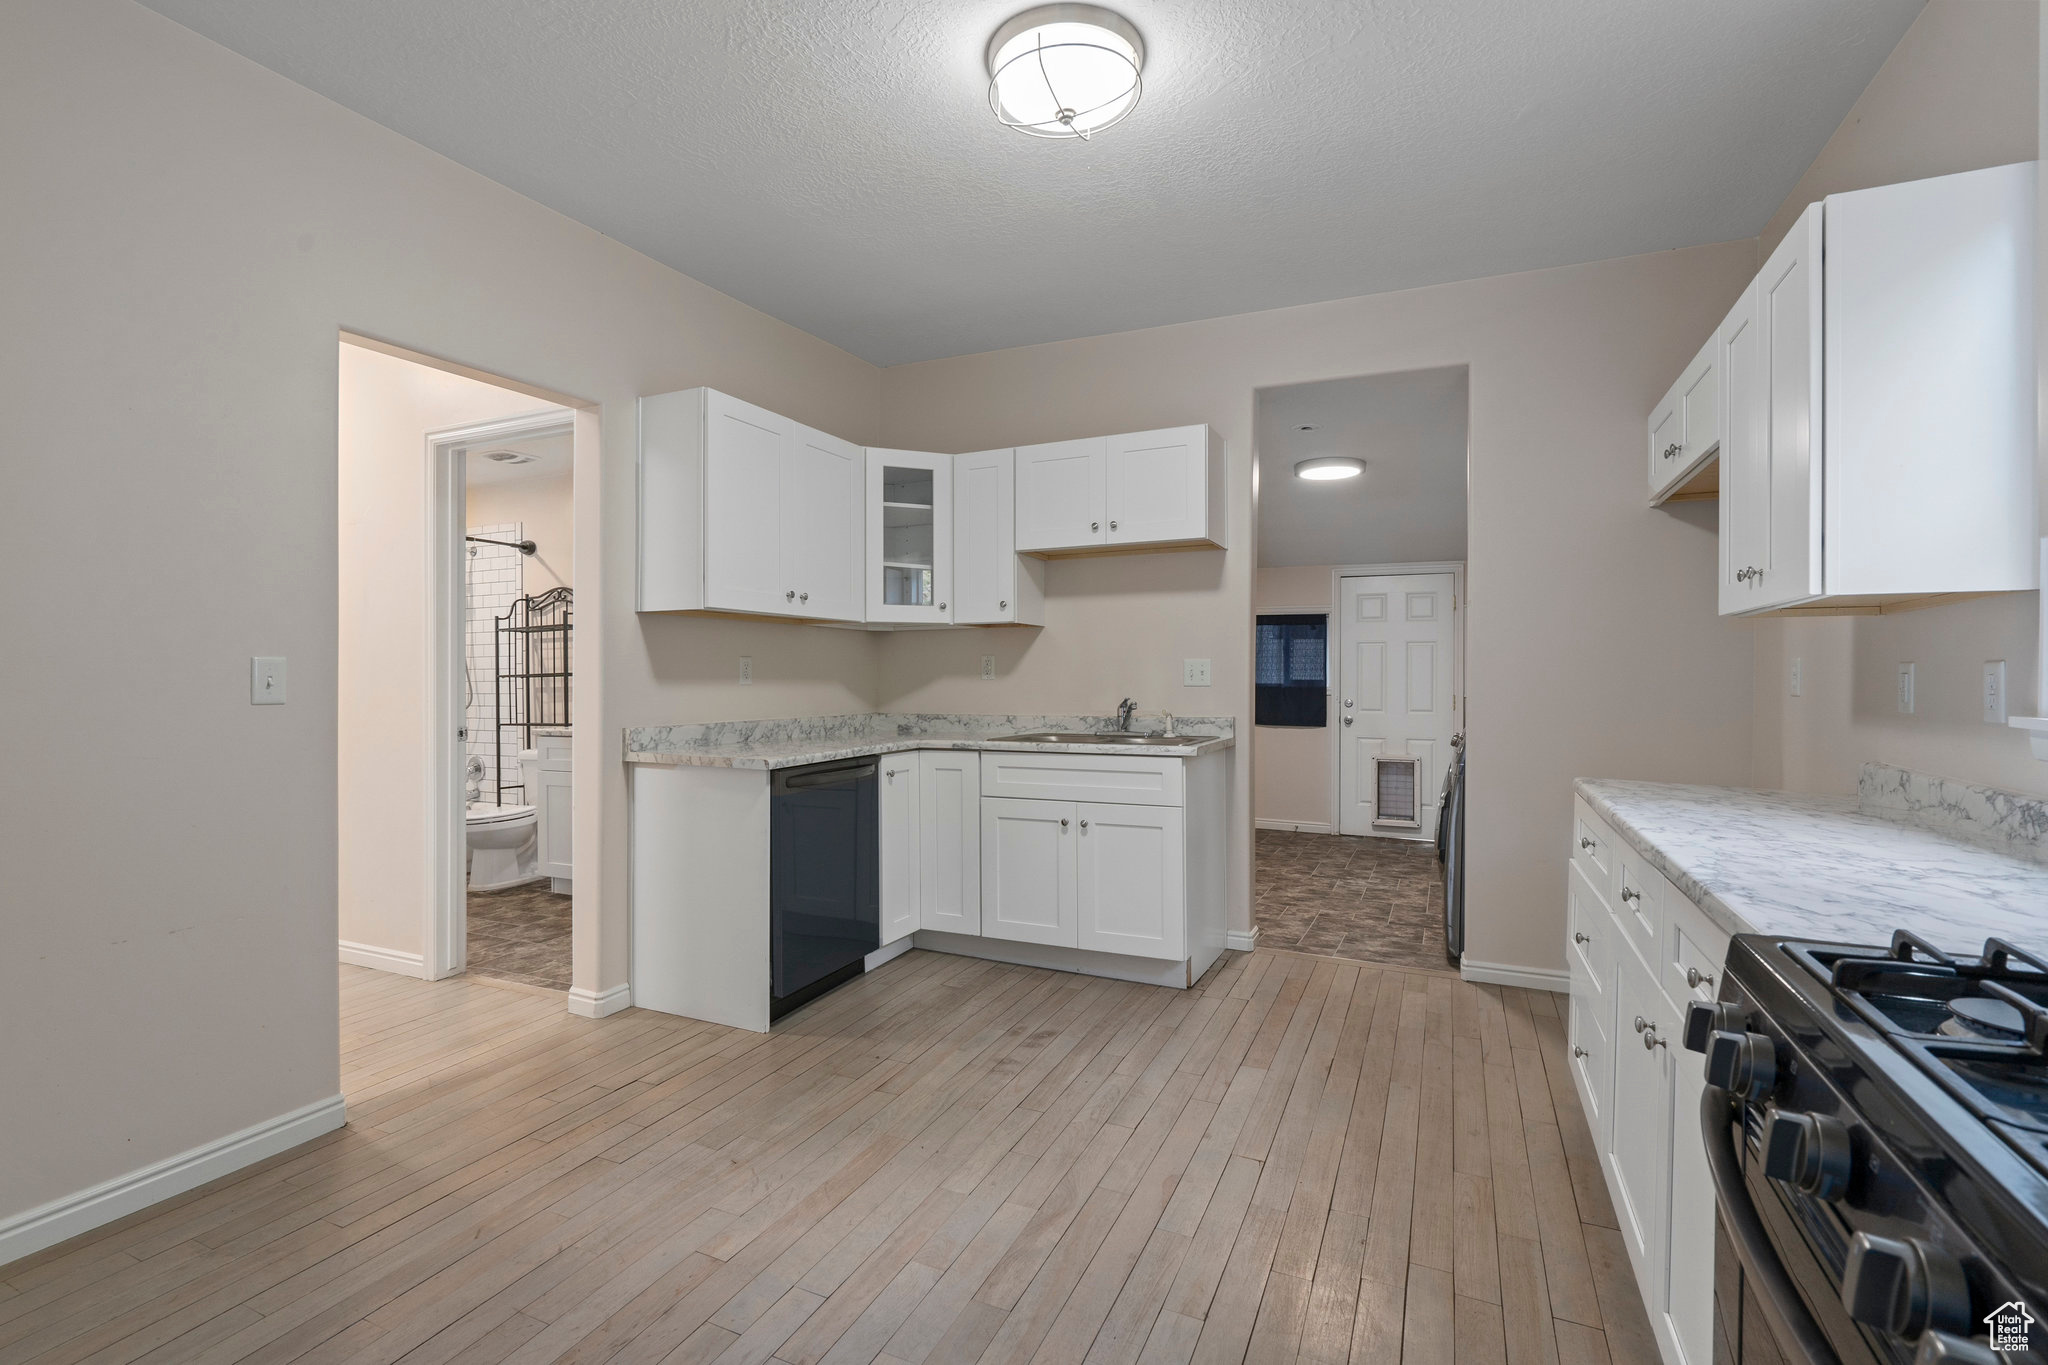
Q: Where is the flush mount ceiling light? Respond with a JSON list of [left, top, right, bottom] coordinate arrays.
[[987, 4, 1144, 141], [1295, 456, 1366, 481]]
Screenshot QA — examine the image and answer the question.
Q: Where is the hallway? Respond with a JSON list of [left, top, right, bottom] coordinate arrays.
[[1254, 830, 1452, 971]]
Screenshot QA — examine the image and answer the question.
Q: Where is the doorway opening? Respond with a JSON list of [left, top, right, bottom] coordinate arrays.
[[1250, 366, 1469, 971], [337, 337, 587, 999]]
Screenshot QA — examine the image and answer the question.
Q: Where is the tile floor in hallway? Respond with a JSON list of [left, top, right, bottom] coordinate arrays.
[[0, 950, 1653, 1365], [466, 879, 573, 991], [1255, 830, 1453, 971]]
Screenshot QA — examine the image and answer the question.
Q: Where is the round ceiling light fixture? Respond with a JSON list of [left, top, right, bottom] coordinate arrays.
[[1295, 456, 1366, 481], [987, 4, 1144, 140]]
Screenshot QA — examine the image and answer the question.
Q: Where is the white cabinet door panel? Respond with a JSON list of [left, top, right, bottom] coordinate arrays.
[[1015, 438, 1106, 551], [879, 758, 920, 945], [1105, 427, 1206, 545], [702, 394, 789, 616], [539, 766, 573, 881], [1076, 803, 1183, 961], [953, 448, 1018, 624], [1607, 954, 1673, 1279], [1755, 206, 1824, 610], [918, 751, 980, 935], [782, 426, 863, 621], [980, 798, 1077, 946], [1718, 284, 1766, 615]]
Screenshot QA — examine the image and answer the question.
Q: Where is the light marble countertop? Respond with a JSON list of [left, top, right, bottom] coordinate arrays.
[[624, 712, 1235, 771], [1576, 773, 2048, 954], [531, 727, 572, 737]]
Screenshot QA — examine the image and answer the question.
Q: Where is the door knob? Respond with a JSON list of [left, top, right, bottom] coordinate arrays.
[[1343, 717, 1353, 726], [1343, 699, 1354, 708]]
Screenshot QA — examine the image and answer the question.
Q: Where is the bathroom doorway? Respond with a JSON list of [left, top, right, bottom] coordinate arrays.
[[337, 337, 587, 998]]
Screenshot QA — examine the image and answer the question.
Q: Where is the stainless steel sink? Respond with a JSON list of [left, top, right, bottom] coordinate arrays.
[[992, 731, 1191, 746]]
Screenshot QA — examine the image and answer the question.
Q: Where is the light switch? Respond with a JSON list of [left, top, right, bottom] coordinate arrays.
[[739, 656, 753, 685], [250, 656, 286, 705], [981, 654, 996, 680], [1897, 662, 1915, 715], [1184, 658, 1212, 687]]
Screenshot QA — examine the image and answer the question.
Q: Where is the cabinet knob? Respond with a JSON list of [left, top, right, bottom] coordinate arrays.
[[1109, 520, 1118, 530], [1573, 931, 1590, 944], [1687, 966, 1714, 989], [1642, 1026, 1666, 1051], [800, 591, 808, 603], [999, 599, 1008, 610], [786, 589, 796, 601], [938, 602, 946, 611], [1060, 817, 1069, 828], [1620, 885, 1641, 906], [1091, 521, 1100, 532], [1662, 442, 1682, 460], [1578, 836, 1594, 850], [1572, 1045, 1588, 1059], [1079, 818, 1089, 829], [1633, 1014, 1648, 1034]]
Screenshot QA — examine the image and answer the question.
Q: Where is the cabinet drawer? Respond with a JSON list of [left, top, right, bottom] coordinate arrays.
[[537, 733, 573, 765], [1567, 962, 1611, 1148], [1567, 862, 1614, 991], [1571, 801, 1616, 900], [1612, 845, 1662, 965], [1666, 911, 1730, 1008], [979, 752, 1184, 807]]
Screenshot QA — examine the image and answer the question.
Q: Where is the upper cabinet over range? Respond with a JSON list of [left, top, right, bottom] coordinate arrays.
[[638, 389, 1221, 626], [1645, 162, 2038, 617]]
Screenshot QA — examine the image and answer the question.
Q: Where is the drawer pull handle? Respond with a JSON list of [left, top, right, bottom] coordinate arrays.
[[1572, 1045, 1588, 1059], [1579, 836, 1595, 851], [1687, 967, 1714, 989], [1573, 931, 1590, 945]]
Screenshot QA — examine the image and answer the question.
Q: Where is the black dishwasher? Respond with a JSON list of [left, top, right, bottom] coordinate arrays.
[[769, 757, 880, 1021]]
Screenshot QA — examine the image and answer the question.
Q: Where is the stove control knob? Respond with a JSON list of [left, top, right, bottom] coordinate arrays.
[[1841, 1233, 1970, 1341], [1703, 1030, 1775, 1099], [1761, 1110, 1852, 1200], [1682, 1001, 1743, 1054], [1913, 1332, 2003, 1365]]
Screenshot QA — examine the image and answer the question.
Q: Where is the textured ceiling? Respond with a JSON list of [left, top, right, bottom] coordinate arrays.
[[139, 0, 1923, 365], [1256, 368, 1467, 569]]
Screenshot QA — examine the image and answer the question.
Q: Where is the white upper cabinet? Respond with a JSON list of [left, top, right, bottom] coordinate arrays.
[[1711, 163, 2038, 615], [1016, 426, 1224, 555], [953, 448, 1046, 626], [866, 450, 954, 625], [638, 387, 864, 621], [1647, 337, 1720, 505], [1015, 437, 1108, 551]]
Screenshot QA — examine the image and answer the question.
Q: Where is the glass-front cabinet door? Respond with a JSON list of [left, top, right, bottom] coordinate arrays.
[[864, 449, 954, 624]]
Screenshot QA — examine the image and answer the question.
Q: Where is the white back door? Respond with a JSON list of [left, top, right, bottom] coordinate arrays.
[[1337, 572, 1457, 839]]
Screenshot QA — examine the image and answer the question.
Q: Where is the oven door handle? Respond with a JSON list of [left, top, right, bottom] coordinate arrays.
[[1701, 1085, 1840, 1365]]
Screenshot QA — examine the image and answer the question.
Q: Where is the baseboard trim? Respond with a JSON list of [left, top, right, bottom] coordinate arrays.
[[1459, 958, 1570, 993], [1225, 927, 1260, 952], [1255, 819, 1335, 834], [338, 940, 426, 978], [566, 983, 632, 1018], [865, 938, 916, 970], [912, 931, 1192, 988], [0, 1094, 346, 1270]]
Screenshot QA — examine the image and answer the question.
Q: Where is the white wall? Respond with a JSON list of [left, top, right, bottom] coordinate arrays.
[[877, 241, 1760, 976], [1255, 566, 1338, 830], [3, 0, 881, 1244], [1749, 0, 2045, 797], [469, 473, 573, 592]]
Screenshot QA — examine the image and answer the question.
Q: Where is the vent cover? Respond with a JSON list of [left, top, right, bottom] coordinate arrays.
[[1372, 755, 1423, 829]]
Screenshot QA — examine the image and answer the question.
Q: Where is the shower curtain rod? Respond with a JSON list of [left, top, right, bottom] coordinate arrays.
[[467, 535, 536, 555]]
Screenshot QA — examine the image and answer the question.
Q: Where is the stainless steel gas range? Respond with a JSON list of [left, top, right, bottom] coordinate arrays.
[[1693, 932, 2048, 1365]]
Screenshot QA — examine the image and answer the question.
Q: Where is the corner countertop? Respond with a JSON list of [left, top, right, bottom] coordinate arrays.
[[1575, 773, 2048, 954], [623, 712, 1235, 771]]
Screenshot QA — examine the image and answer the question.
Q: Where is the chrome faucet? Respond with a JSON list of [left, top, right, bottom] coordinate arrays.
[[1116, 697, 1137, 732]]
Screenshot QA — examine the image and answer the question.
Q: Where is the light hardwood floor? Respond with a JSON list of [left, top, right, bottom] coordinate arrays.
[[0, 950, 1655, 1365]]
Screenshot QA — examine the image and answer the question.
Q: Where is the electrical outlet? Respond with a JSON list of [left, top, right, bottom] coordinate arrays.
[[1985, 660, 2008, 724], [981, 654, 996, 680], [1184, 658, 1212, 687], [250, 656, 286, 705], [1897, 662, 1915, 715], [739, 656, 753, 685], [1789, 657, 1803, 698]]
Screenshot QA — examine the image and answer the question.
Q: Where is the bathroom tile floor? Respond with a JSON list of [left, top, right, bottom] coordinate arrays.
[[464, 879, 571, 990], [1255, 827, 1453, 970]]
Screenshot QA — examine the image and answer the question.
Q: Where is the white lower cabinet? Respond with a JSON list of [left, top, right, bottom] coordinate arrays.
[[1567, 797, 1727, 1365], [980, 796, 1077, 946], [1075, 803, 1184, 960], [917, 750, 980, 934], [879, 757, 921, 945]]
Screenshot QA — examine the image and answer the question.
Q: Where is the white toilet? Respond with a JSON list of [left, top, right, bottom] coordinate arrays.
[[466, 802, 539, 890]]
